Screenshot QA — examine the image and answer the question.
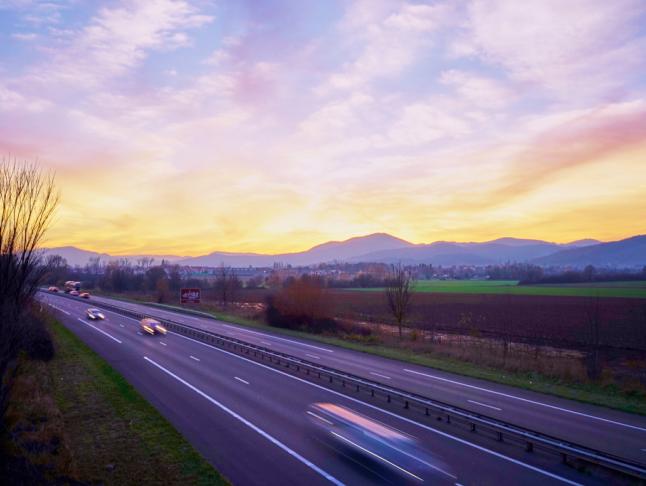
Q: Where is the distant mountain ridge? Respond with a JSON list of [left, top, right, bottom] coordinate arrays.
[[40, 246, 185, 267], [534, 235, 646, 266], [41, 234, 646, 268], [179, 233, 412, 267]]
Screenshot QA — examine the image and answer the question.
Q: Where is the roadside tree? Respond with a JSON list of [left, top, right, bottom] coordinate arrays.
[[0, 160, 58, 419], [384, 263, 414, 339]]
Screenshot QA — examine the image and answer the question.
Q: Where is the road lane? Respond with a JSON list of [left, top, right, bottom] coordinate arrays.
[[79, 293, 646, 464], [39, 294, 597, 485]]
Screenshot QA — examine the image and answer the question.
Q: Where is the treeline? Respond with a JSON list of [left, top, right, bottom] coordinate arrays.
[[520, 265, 646, 285], [41, 256, 243, 304]]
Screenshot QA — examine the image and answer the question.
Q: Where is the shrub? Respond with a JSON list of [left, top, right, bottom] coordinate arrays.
[[265, 276, 338, 333], [21, 312, 54, 362]]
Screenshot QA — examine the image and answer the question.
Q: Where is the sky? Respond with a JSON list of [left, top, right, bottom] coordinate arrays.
[[1, 0, 646, 256]]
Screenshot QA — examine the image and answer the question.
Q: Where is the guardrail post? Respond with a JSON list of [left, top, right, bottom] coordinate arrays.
[[356, 384, 360, 392], [371, 389, 375, 397], [526, 442, 533, 453], [497, 432, 503, 442], [387, 394, 391, 403], [404, 400, 409, 409], [470, 423, 476, 432], [446, 414, 451, 424], [561, 453, 567, 464]]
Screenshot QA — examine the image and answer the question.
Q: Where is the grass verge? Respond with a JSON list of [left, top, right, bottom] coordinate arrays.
[[3, 315, 228, 485]]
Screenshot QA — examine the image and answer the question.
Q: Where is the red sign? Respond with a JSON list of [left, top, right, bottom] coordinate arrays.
[[180, 288, 201, 304]]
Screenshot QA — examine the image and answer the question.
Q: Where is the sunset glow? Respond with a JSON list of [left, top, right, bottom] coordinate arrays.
[[2, 0, 645, 255]]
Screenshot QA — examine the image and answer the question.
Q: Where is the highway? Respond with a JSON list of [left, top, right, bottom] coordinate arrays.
[[86, 293, 646, 465], [39, 292, 630, 485]]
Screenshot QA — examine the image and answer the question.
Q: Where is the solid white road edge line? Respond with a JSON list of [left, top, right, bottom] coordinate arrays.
[[47, 303, 71, 316], [403, 369, 646, 433], [76, 318, 122, 344], [168, 330, 582, 486], [330, 431, 423, 481], [235, 377, 250, 385], [468, 400, 502, 412], [143, 356, 344, 486], [221, 324, 334, 353]]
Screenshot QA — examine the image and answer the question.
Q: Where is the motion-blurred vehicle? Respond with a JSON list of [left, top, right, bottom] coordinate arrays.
[[70, 290, 80, 296], [64, 280, 81, 293], [86, 308, 105, 320], [79, 292, 90, 299], [307, 403, 453, 482], [48, 286, 59, 292], [140, 317, 167, 336]]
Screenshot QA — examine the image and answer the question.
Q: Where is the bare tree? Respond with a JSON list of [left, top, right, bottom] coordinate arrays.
[[214, 264, 241, 308], [0, 160, 58, 419], [214, 264, 231, 307], [385, 263, 414, 338]]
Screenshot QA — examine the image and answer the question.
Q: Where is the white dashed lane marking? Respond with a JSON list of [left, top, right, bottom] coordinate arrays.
[[468, 400, 502, 411], [370, 372, 392, 380]]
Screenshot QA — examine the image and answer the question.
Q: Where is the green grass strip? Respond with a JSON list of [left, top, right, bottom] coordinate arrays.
[[50, 319, 229, 485]]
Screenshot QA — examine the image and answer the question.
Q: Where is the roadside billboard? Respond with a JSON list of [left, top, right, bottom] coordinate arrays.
[[180, 288, 201, 304]]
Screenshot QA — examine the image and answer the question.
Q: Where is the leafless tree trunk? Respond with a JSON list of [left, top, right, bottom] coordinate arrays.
[[585, 296, 602, 380], [385, 263, 414, 339], [213, 265, 242, 309], [0, 159, 58, 421], [500, 292, 514, 366]]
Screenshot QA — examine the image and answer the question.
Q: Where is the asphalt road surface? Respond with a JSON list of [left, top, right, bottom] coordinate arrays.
[[39, 292, 641, 485]]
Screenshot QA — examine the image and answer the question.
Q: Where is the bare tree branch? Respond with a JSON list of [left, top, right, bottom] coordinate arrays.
[[0, 158, 59, 420]]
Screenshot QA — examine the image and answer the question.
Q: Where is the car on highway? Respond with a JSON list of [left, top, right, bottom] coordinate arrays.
[[79, 292, 90, 299], [140, 317, 167, 336], [70, 290, 80, 296], [86, 308, 105, 320], [48, 286, 59, 292], [307, 402, 453, 482]]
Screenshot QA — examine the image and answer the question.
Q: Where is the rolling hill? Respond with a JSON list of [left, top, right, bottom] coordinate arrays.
[[533, 235, 646, 267]]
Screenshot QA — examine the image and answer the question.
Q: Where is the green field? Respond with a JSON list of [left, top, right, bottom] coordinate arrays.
[[349, 280, 646, 298]]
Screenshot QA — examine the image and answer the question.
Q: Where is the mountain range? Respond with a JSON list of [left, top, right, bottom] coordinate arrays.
[[41, 233, 646, 268]]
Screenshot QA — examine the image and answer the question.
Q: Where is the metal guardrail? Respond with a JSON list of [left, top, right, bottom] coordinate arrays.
[[44, 291, 646, 481]]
